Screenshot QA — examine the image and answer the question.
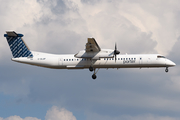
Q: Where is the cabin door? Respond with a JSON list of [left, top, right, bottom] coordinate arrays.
[[59, 58, 63, 65]]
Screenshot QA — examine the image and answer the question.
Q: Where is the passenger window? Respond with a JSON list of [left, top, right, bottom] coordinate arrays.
[[64, 59, 65, 61], [66, 59, 68, 61], [72, 59, 73, 61], [112, 58, 114, 60], [69, 59, 71, 61], [126, 58, 128, 60], [118, 58, 120, 60]]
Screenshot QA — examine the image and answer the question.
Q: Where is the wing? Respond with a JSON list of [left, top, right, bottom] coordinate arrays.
[[85, 38, 101, 52]]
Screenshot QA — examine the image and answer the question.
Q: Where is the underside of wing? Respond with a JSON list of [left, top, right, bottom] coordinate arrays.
[[86, 38, 101, 52]]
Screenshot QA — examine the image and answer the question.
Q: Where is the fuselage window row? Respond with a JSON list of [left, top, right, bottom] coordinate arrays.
[[64, 58, 137, 61], [104, 58, 136, 61], [64, 58, 87, 61]]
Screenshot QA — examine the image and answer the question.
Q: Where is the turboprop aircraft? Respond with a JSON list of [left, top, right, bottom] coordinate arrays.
[[4, 31, 176, 79]]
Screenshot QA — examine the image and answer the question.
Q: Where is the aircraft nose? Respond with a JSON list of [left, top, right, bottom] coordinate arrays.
[[172, 62, 176, 66], [166, 60, 176, 67]]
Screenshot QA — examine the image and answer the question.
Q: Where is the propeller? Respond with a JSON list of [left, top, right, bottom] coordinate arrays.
[[114, 43, 120, 62]]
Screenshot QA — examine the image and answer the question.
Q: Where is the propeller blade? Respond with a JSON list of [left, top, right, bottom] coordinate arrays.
[[114, 43, 120, 63]]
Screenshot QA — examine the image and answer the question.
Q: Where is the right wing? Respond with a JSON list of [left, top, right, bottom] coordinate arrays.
[[85, 38, 101, 52]]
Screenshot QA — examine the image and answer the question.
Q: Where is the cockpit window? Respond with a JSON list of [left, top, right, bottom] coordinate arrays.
[[157, 55, 166, 58]]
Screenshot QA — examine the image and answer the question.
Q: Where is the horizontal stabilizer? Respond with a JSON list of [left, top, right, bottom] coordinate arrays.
[[4, 31, 24, 37]]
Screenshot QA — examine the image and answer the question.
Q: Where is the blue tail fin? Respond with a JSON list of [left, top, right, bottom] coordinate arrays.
[[4, 31, 33, 58]]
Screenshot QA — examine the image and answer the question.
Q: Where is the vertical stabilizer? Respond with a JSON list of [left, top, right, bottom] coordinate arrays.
[[4, 31, 33, 58]]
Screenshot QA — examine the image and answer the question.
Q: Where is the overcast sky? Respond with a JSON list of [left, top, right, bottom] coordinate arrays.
[[0, 0, 180, 120]]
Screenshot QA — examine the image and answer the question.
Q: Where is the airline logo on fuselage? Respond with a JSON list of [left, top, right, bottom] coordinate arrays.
[[123, 58, 136, 64]]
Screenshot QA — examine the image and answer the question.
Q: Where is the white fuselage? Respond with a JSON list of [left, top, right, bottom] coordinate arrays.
[[11, 51, 176, 69]]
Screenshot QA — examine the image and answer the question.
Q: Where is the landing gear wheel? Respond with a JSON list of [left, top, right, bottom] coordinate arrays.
[[89, 66, 93, 72], [165, 67, 168, 73], [92, 74, 97, 79]]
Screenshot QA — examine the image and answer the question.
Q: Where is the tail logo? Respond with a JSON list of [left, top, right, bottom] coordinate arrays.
[[4, 31, 33, 58]]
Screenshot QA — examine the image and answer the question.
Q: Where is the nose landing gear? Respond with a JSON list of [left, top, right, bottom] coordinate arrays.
[[165, 67, 168, 73]]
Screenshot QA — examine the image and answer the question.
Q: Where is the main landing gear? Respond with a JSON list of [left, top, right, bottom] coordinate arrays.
[[89, 66, 93, 72], [89, 59, 99, 79], [92, 73, 97, 79], [165, 67, 168, 73], [89, 66, 99, 79]]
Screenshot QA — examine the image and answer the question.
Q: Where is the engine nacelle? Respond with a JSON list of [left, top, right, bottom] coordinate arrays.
[[74, 49, 114, 60]]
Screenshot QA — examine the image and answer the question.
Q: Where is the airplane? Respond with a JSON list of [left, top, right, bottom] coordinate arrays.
[[4, 31, 176, 79]]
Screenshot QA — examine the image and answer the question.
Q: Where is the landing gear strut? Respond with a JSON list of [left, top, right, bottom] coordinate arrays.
[[89, 59, 95, 72], [165, 67, 168, 73], [88, 59, 99, 79]]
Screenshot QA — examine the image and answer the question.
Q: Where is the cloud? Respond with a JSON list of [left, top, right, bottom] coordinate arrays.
[[0, 106, 76, 120], [0, 0, 58, 57], [0, 106, 178, 120], [22, 68, 180, 118], [45, 106, 76, 120], [86, 113, 178, 120], [0, 116, 40, 120], [60, 0, 179, 55], [2, 0, 179, 55]]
